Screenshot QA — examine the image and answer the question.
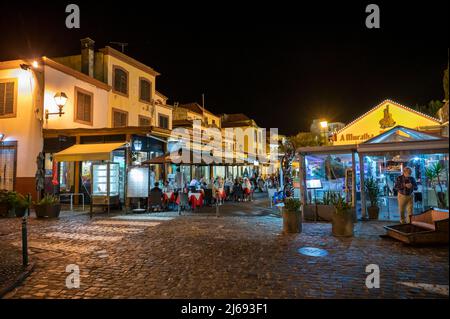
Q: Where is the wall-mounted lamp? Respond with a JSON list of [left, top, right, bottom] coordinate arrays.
[[46, 92, 67, 121], [20, 61, 39, 71], [133, 139, 143, 151]]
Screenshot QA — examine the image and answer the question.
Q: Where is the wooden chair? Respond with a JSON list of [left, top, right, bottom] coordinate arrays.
[[178, 192, 190, 212], [204, 189, 213, 206], [148, 191, 163, 212]]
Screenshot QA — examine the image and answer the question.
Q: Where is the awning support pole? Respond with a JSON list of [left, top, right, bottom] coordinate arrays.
[[359, 152, 367, 220], [351, 151, 357, 208], [298, 154, 307, 221]]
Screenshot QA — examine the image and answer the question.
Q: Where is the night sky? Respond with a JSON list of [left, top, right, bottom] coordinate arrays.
[[1, 1, 448, 135]]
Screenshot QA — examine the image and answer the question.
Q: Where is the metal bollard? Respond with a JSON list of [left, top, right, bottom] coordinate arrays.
[[27, 193, 31, 217], [215, 200, 219, 217], [22, 216, 28, 267]]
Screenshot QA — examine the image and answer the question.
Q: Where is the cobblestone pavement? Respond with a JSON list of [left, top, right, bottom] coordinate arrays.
[[0, 197, 448, 299]]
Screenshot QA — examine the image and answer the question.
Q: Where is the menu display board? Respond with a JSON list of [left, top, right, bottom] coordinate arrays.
[[306, 179, 322, 189], [127, 167, 149, 198]]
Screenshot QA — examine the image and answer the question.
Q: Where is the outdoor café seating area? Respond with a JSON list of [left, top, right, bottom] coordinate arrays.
[[132, 175, 274, 213]]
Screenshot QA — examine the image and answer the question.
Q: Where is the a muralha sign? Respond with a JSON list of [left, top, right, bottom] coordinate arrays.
[[333, 100, 441, 146]]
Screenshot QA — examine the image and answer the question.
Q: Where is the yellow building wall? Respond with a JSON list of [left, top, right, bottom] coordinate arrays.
[[333, 100, 441, 145], [105, 55, 158, 127], [155, 104, 173, 130]]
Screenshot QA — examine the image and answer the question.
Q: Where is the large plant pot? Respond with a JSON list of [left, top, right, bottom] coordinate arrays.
[[0, 203, 10, 217], [437, 192, 447, 209], [303, 204, 317, 221], [332, 209, 354, 237], [317, 204, 334, 222], [14, 207, 28, 217], [34, 204, 61, 218], [368, 206, 379, 220], [282, 209, 302, 233]]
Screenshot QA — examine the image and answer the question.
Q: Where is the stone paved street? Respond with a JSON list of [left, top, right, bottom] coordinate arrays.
[[0, 196, 448, 299]]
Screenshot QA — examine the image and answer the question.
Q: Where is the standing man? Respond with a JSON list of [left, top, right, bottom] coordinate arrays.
[[394, 166, 418, 223], [175, 167, 185, 191], [149, 166, 156, 189]]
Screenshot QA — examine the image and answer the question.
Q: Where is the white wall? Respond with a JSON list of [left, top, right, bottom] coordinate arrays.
[[0, 67, 43, 178], [44, 65, 109, 129]]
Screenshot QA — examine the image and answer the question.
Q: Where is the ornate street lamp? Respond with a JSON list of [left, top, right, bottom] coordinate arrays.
[[46, 92, 67, 121]]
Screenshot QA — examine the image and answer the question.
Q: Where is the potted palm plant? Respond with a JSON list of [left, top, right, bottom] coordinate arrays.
[[365, 177, 381, 219], [331, 195, 354, 237], [34, 194, 61, 218], [316, 191, 338, 221], [425, 162, 447, 209], [282, 198, 302, 233]]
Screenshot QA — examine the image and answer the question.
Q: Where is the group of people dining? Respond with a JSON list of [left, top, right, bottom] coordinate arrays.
[[146, 168, 279, 212]]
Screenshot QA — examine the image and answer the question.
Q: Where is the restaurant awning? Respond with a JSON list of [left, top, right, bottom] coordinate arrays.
[[53, 142, 127, 162], [141, 149, 252, 166]]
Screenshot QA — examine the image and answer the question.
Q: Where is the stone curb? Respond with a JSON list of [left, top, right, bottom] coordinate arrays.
[[0, 262, 35, 299]]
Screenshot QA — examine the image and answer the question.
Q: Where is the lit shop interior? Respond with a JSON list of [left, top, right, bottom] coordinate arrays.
[[298, 127, 449, 221], [302, 152, 359, 205], [45, 135, 165, 209]]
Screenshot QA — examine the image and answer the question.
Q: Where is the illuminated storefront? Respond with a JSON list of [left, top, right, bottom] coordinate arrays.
[[297, 100, 449, 220]]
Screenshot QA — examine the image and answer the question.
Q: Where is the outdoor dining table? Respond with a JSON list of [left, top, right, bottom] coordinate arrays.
[[188, 192, 204, 209], [217, 187, 226, 200], [163, 191, 175, 202]]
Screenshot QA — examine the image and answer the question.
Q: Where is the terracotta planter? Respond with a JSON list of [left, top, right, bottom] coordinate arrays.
[[14, 207, 28, 217], [303, 204, 317, 221], [282, 209, 302, 233], [332, 209, 354, 237], [368, 206, 379, 220], [317, 204, 334, 221], [437, 192, 447, 209], [0, 203, 10, 217], [34, 204, 61, 218]]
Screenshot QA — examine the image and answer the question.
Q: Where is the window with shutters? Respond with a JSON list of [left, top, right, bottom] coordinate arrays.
[[112, 66, 128, 96], [0, 79, 17, 118], [74, 87, 93, 125], [158, 114, 169, 129], [138, 115, 151, 127], [139, 77, 152, 103], [112, 108, 128, 128]]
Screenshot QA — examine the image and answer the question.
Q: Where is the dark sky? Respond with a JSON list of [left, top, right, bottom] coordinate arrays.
[[0, 1, 448, 135]]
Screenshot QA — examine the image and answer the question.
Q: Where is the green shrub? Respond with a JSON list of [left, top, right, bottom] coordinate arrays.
[[284, 198, 301, 212], [0, 190, 21, 207], [34, 194, 59, 206], [15, 193, 31, 209], [319, 191, 340, 205], [365, 177, 381, 207], [331, 194, 352, 214]]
